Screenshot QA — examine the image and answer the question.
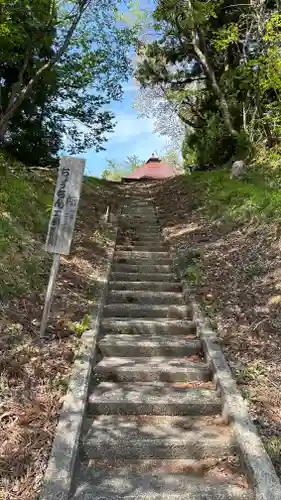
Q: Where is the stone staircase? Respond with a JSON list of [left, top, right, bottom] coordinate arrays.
[[70, 184, 254, 499]]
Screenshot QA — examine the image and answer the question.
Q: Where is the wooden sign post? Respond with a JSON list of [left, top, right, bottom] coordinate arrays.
[[40, 157, 85, 338]]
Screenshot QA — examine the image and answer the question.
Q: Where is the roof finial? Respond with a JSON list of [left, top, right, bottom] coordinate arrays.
[[151, 153, 156, 158]]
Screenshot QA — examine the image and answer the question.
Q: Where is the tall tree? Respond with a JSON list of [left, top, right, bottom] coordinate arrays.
[[133, 84, 186, 149], [0, 0, 135, 152], [134, 0, 281, 168]]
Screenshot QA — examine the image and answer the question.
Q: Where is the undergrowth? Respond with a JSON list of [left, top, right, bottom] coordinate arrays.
[[0, 155, 120, 500], [185, 166, 281, 226], [0, 157, 116, 300]]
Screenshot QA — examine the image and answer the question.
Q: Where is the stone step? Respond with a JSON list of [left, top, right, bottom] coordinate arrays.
[[100, 319, 197, 336], [83, 415, 233, 459], [113, 256, 172, 265], [121, 215, 157, 221], [121, 212, 157, 218], [110, 272, 177, 282], [120, 224, 160, 229], [115, 244, 167, 251], [119, 222, 159, 228], [88, 381, 221, 415], [117, 238, 164, 246], [95, 357, 209, 382], [123, 200, 153, 205], [107, 290, 183, 305], [115, 251, 169, 259], [72, 460, 253, 500], [122, 206, 156, 211], [99, 335, 201, 357], [122, 229, 161, 235], [123, 198, 154, 201], [120, 212, 157, 217], [124, 236, 164, 244], [108, 281, 182, 292], [111, 264, 171, 273], [116, 239, 165, 247], [118, 233, 162, 240], [119, 222, 160, 228], [122, 218, 157, 223], [123, 205, 154, 210], [103, 304, 191, 319]]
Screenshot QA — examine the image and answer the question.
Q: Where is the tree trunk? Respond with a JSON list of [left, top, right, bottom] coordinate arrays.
[[192, 30, 238, 137]]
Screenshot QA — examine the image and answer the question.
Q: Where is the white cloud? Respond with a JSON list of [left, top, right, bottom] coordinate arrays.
[[108, 112, 155, 143]]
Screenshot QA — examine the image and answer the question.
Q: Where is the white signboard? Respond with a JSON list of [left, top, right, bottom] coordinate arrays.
[[45, 157, 85, 255]]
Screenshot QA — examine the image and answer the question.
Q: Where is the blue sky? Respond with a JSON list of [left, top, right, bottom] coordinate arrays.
[[80, 0, 171, 177], [83, 79, 170, 177]]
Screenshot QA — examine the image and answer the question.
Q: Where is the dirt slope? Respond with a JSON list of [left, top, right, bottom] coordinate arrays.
[[0, 160, 121, 499], [152, 172, 281, 478]]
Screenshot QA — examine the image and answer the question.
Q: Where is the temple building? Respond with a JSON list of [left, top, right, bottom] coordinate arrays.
[[124, 153, 181, 180]]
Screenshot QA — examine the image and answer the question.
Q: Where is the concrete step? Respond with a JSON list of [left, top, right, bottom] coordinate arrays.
[[100, 319, 197, 336], [123, 199, 154, 203], [120, 225, 160, 230], [121, 221, 158, 226], [122, 204, 155, 209], [120, 219, 159, 225], [116, 239, 165, 247], [72, 460, 253, 500], [110, 272, 177, 282], [115, 251, 169, 259], [117, 238, 164, 246], [113, 256, 172, 265], [107, 290, 183, 305], [123, 206, 155, 211], [119, 222, 159, 227], [123, 239, 164, 246], [118, 233, 162, 241], [121, 212, 157, 217], [88, 381, 221, 415], [95, 357, 210, 382], [108, 281, 182, 292], [83, 415, 233, 459], [121, 218, 157, 223], [115, 244, 167, 251], [99, 335, 201, 357], [103, 304, 191, 319], [123, 197, 153, 201], [120, 212, 157, 218], [121, 215, 157, 220], [111, 264, 171, 273], [122, 229, 161, 235]]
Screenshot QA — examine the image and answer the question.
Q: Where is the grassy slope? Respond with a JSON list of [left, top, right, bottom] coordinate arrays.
[[153, 169, 281, 478], [0, 160, 120, 499]]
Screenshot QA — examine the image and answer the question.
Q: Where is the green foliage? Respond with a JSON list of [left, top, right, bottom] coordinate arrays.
[[186, 263, 203, 284], [214, 23, 239, 51], [0, 156, 53, 298], [101, 155, 144, 181], [69, 314, 90, 337], [177, 248, 203, 284], [266, 437, 281, 460], [236, 362, 266, 382], [134, 0, 281, 169], [1, 0, 134, 164], [185, 167, 281, 225]]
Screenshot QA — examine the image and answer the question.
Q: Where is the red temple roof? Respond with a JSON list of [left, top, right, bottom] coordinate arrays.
[[125, 153, 180, 180]]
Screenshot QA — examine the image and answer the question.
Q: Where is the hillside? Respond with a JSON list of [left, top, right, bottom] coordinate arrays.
[[152, 170, 281, 478], [0, 158, 121, 499]]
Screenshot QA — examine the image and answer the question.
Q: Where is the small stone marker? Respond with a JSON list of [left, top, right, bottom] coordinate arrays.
[[231, 160, 246, 179], [40, 157, 85, 338]]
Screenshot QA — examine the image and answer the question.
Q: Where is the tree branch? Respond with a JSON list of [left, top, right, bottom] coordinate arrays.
[[0, 0, 92, 137]]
